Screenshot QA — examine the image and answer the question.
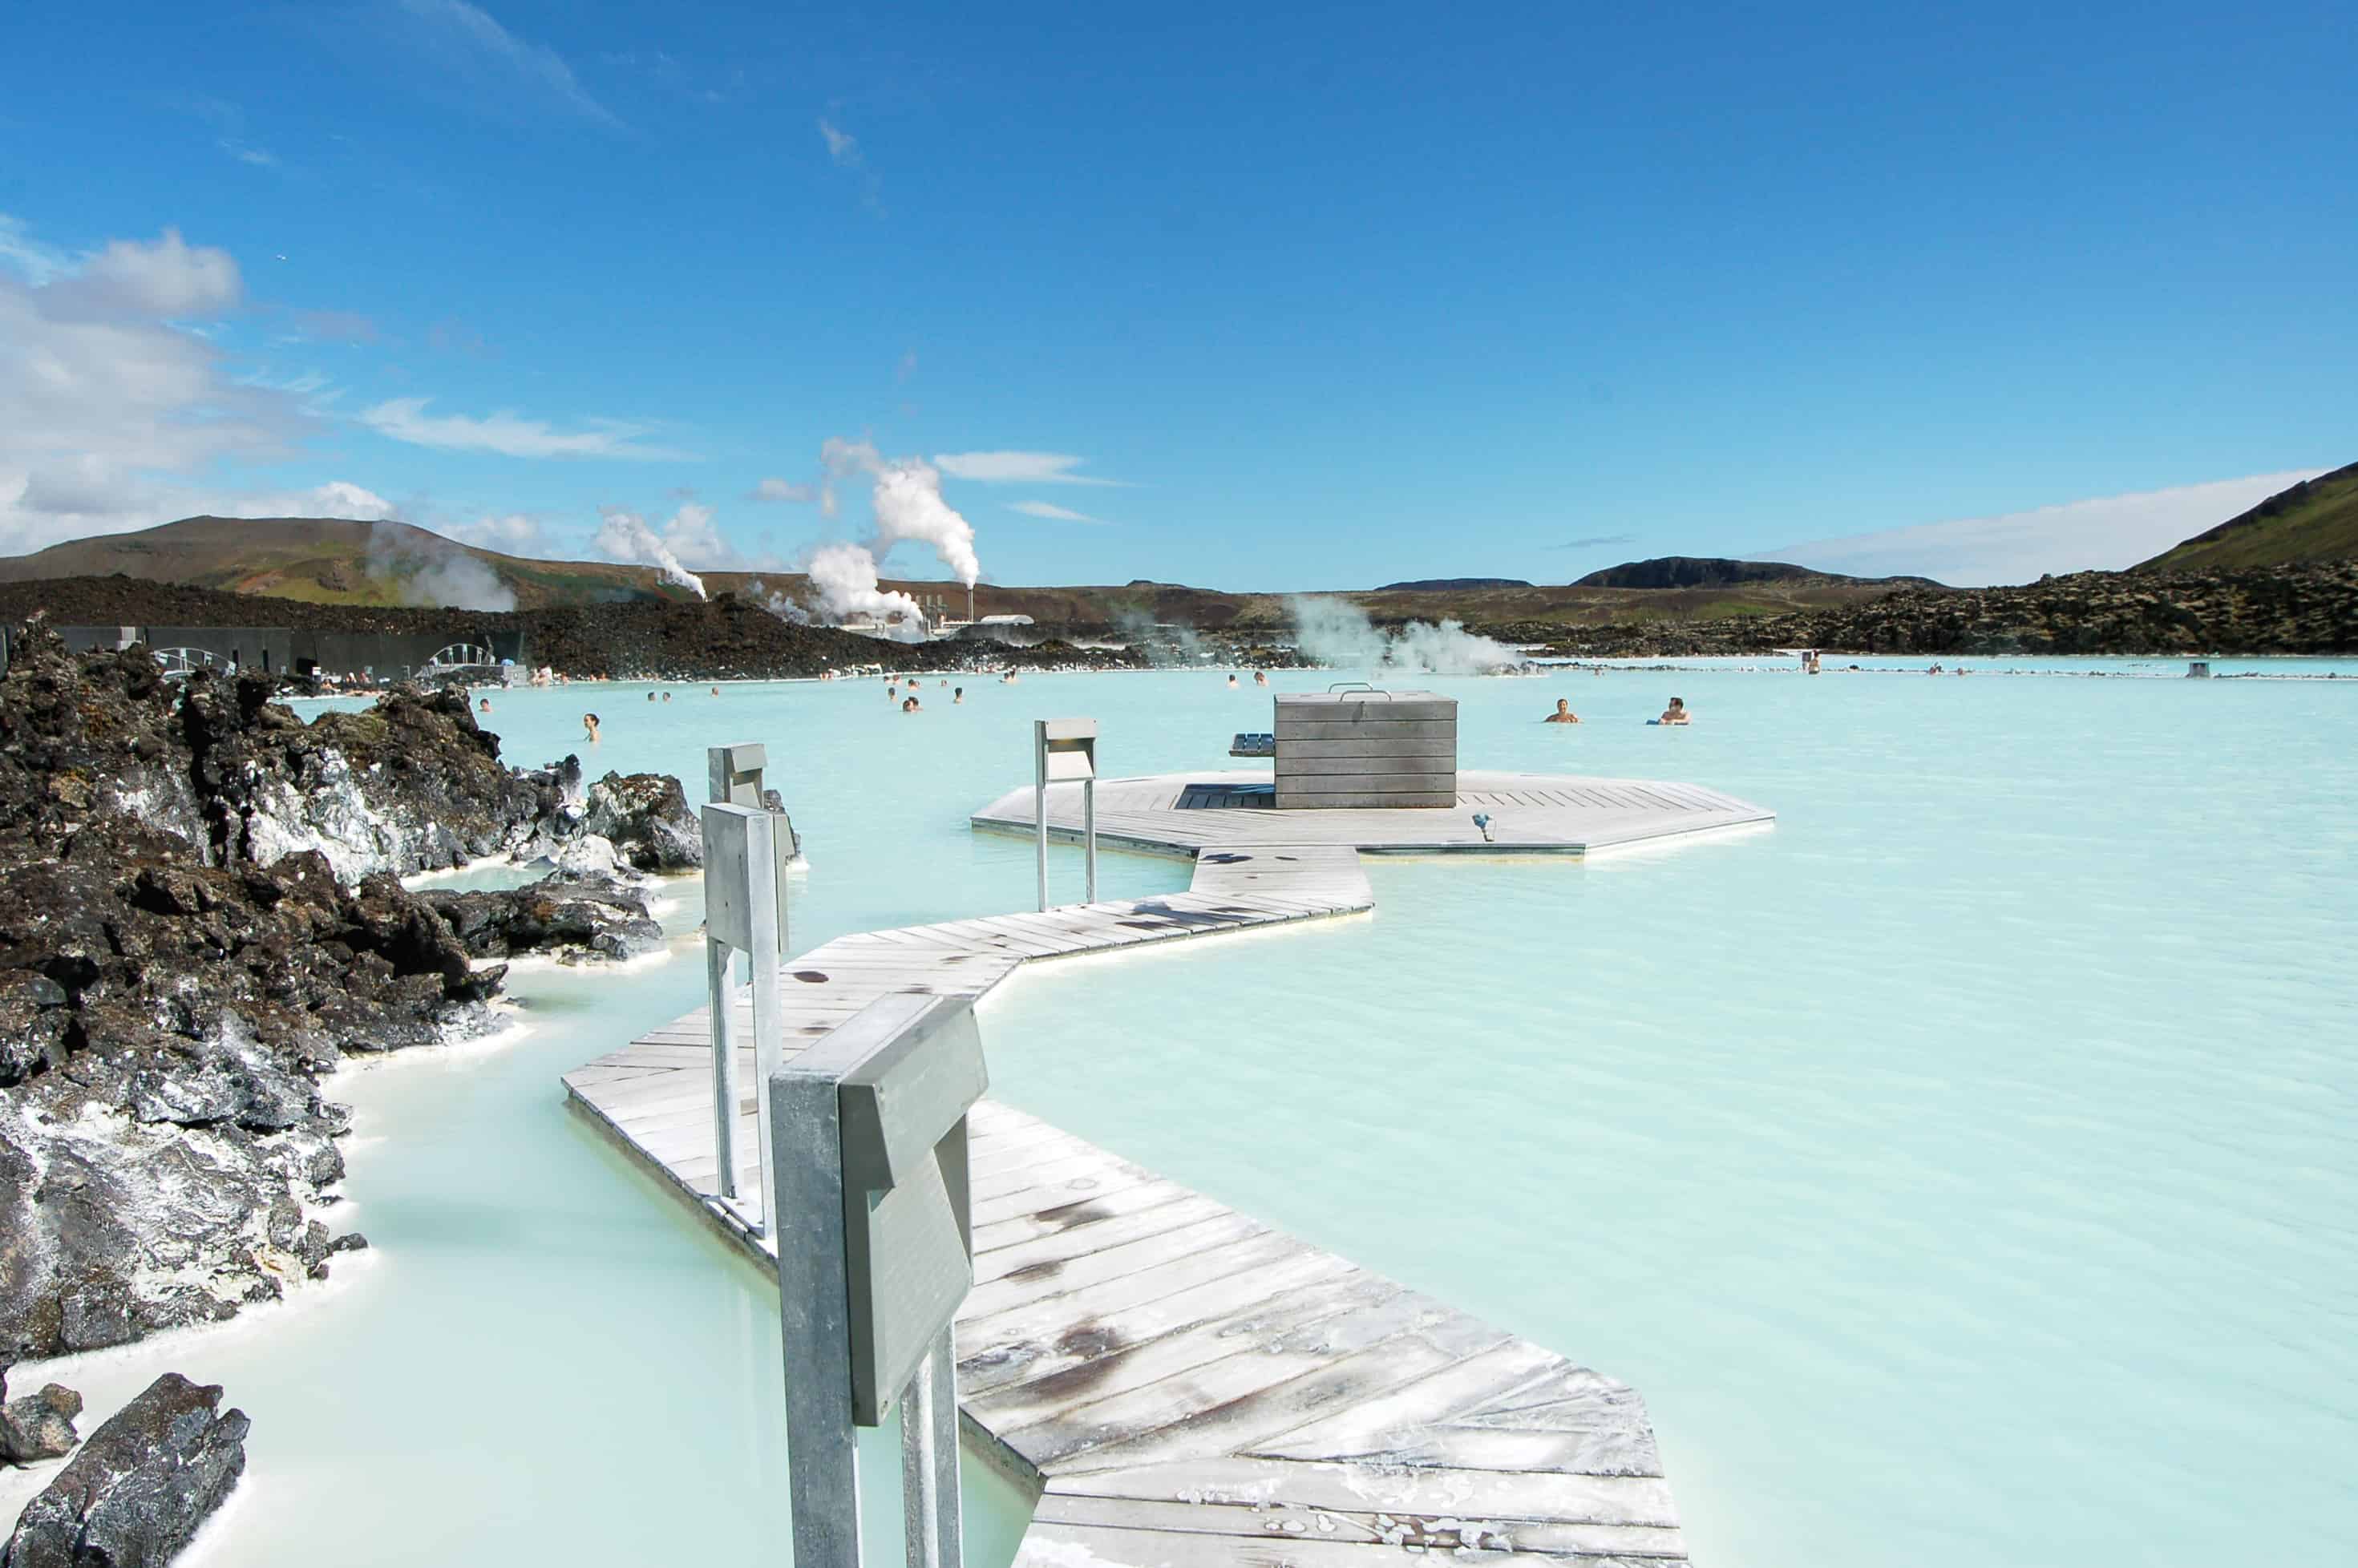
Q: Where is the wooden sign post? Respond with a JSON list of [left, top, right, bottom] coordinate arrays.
[[770, 992, 987, 1568], [1033, 718, 1099, 911]]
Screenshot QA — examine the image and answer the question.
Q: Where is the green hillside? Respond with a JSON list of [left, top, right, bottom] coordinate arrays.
[[2137, 462, 2358, 572]]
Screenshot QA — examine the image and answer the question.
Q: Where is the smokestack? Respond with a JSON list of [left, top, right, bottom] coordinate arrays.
[[968, 584, 974, 623]]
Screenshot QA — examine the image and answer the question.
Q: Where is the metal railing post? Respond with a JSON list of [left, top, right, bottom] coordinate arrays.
[[707, 744, 796, 1231], [706, 934, 738, 1202], [900, 1331, 961, 1568], [772, 994, 985, 1568], [1033, 721, 1050, 913], [770, 1060, 860, 1568], [1033, 719, 1099, 911], [744, 810, 783, 1233], [1083, 776, 1098, 903]]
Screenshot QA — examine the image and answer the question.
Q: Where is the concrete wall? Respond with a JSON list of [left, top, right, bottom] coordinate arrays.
[[54, 625, 528, 677]]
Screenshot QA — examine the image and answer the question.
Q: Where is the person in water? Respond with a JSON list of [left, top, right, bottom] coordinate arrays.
[[1253, 670, 1268, 686], [710, 685, 720, 696], [953, 686, 965, 704], [1659, 697, 1690, 725], [1544, 698, 1579, 724], [582, 713, 601, 742], [1227, 673, 1239, 688], [661, 691, 671, 702], [646, 690, 656, 702], [901, 695, 920, 713], [478, 697, 492, 714]]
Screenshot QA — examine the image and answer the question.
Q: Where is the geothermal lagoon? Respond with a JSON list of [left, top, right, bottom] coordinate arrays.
[[7, 659, 2353, 1568]]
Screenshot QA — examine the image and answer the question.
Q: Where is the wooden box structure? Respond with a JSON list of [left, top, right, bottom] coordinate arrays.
[[1272, 689, 1458, 809]]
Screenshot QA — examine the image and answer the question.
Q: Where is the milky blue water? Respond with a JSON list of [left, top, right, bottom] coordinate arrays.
[[7, 662, 2351, 1566]]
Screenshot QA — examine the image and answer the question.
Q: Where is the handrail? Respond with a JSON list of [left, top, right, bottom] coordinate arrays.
[[1325, 679, 1389, 693]]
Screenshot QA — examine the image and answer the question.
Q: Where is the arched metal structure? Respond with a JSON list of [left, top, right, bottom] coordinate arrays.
[[152, 647, 222, 678], [423, 642, 496, 670]]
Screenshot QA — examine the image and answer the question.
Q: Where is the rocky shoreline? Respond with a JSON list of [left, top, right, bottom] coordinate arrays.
[[0, 622, 698, 1380], [1515, 562, 2358, 658]]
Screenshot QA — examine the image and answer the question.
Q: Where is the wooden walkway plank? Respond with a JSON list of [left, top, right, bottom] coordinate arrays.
[[560, 817, 1698, 1561]]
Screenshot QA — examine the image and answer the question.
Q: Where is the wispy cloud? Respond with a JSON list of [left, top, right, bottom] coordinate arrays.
[[0, 214, 70, 285], [1547, 532, 1637, 550], [748, 476, 815, 504], [285, 307, 378, 345], [387, 0, 620, 128], [1757, 471, 2330, 587], [1009, 500, 1109, 524], [933, 451, 1125, 487], [0, 215, 408, 553], [358, 397, 692, 459], [817, 116, 885, 214], [444, 511, 543, 552], [220, 139, 278, 168], [425, 316, 492, 356]]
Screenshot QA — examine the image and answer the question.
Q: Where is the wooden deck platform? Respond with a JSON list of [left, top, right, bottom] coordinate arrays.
[[564, 837, 1705, 1566], [971, 768, 1773, 857]]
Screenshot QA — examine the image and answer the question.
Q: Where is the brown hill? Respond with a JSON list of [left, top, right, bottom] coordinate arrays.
[[1574, 556, 1941, 590], [2136, 462, 2358, 572], [0, 517, 1922, 635]]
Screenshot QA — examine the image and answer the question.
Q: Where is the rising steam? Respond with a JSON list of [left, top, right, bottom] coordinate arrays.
[[362, 522, 518, 612], [797, 437, 984, 630], [1287, 596, 1519, 675], [594, 507, 708, 598], [805, 544, 928, 641]]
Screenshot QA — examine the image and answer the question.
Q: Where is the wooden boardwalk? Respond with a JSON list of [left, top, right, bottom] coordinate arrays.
[[972, 768, 1773, 857], [564, 833, 1704, 1565]]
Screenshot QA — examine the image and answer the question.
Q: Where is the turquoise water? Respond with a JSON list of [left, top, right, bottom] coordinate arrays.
[[7, 665, 2351, 1566]]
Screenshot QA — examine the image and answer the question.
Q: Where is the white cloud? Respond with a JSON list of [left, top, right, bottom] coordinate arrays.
[[655, 502, 734, 568], [305, 480, 398, 519], [42, 228, 241, 320], [1008, 499, 1108, 524], [1759, 470, 2331, 587], [0, 223, 338, 552], [393, 0, 620, 127], [749, 476, 815, 504], [443, 511, 543, 552], [932, 451, 1123, 486], [818, 118, 859, 166], [358, 397, 692, 459]]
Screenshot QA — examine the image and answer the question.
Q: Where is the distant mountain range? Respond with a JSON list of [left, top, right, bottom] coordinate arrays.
[[1572, 557, 1941, 590], [0, 464, 2346, 629], [2135, 460, 2358, 572]]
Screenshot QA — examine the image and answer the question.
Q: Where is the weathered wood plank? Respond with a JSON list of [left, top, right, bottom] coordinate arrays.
[[1044, 1454, 1681, 1529], [564, 800, 1697, 1562], [1030, 1493, 1688, 1559]]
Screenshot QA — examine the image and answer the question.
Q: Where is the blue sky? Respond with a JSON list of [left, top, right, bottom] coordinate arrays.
[[1, 0, 2350, 588]]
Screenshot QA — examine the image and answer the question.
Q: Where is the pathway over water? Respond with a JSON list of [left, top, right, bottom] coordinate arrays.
[[565, 771, 1774, 1566]]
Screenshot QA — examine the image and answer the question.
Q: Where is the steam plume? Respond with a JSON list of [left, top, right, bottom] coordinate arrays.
[[822, 438, 982, 586], [594, 507, 707, 597], [1287, 596, 1518, 675], [806, 543, 928, 641], [362, 522, 518, 612]]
